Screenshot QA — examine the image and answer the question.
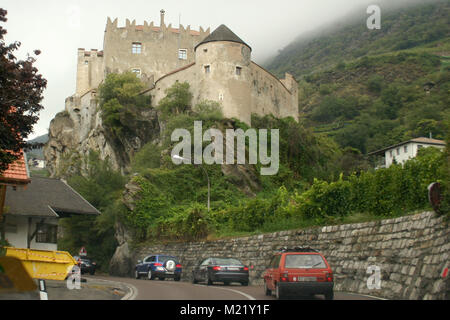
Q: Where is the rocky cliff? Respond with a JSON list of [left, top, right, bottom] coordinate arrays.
[[44, 91, 160, 177]]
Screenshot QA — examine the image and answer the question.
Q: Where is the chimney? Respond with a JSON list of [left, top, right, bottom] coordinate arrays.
[[160, 9, 165, 27]]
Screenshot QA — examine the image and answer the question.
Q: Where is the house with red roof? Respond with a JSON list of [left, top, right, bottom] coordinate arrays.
[[1, 153, 99, 251]]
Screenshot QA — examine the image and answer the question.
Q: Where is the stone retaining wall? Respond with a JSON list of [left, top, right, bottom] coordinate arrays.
[[111, 211, 449, 300]]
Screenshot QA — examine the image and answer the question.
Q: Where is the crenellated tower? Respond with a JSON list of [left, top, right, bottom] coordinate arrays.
[[74, 10, 210, 97]]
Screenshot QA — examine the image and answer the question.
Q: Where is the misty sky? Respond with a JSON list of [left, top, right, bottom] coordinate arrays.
[[1, 0, 418, 139]]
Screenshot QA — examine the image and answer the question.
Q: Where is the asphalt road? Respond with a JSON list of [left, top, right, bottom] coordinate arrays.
[[84, 275, 383, 300]]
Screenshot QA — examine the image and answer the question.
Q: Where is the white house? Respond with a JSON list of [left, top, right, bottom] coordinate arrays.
[[2, 177, 100, 251], [369, 137, 446, 168]]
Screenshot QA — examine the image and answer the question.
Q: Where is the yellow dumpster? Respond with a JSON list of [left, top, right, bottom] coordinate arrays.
[[4, 247, 77, 281]]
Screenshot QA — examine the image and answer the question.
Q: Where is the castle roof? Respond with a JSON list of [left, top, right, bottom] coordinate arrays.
[[195, 24, 251, 51]]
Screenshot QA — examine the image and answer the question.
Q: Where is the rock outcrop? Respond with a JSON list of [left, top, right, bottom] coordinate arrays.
[[44, 91, 160, 177]]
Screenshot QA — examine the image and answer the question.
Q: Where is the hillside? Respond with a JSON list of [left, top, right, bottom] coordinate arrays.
[[267, 0, 449, 78], [26, 134, 48, 160], [266, 0, 450, 154]]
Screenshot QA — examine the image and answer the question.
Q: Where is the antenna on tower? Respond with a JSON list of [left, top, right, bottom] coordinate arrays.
[[177, 13, 181, 68]]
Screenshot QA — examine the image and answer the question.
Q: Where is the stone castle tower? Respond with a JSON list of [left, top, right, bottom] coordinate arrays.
[[149, 24, 298, 124], [71, 10, 298, 125], [75, 10, 210, 95]]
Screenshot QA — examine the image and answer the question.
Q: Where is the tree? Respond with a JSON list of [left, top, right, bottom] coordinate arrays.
[[157, 81, 192, 117], [0, 9, 47, 173], [98, 72, 150, 135]]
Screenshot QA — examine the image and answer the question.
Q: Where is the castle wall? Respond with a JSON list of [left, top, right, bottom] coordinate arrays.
[[150, 41, 298, 125], [76, 49, 104, 96], [102, 18, 209, 83], [250, 63, 299, 121]]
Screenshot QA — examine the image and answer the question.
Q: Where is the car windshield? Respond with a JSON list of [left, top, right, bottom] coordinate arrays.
[[158, 256, 178, 263], [211, 258, 243, 266], [284, 254, 326, 269]]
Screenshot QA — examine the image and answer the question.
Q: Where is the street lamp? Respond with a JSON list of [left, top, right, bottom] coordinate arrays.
[[172, 155, 210, 212]]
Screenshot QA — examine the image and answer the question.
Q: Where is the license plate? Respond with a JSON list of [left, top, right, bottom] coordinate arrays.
[[227, 267, 240, 271], [165, 272, 174, 275], [298, 277, 317, 282]]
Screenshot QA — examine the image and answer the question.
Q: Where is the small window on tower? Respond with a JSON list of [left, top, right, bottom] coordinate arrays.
[[236, 66, 242, 76], [84, 60, 89, 65], [132, 42, 142, 54], [132, 68, 141, 77], [178, 49, 187, 60], [205, 65, 210, 74]]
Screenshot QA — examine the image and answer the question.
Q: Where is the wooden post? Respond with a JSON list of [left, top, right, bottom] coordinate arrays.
[[0, 185, 6, 242], [0, 185, 6, 219]]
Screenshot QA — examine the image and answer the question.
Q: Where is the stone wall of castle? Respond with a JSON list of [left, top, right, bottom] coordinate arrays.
[[76, 49, 104, 96], [102, 18, 209, 84], [110, 211, 449, 300], [75, 14, 209, 96], [150, 41, 299, 125]]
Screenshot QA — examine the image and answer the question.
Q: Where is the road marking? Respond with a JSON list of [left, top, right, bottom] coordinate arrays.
[[340, 291, 387, 300], [194, 284, 256, 300], [83, 276, 139, 300]]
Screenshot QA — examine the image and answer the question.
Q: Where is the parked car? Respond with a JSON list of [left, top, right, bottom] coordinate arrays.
[[135, 255, 182, 281], [192, 257, 249, 286], [263, 247, 334, 300], [73, 256, 97, 275]]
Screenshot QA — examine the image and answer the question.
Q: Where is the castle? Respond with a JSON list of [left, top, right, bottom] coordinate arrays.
[[69, 10, 298, 126]]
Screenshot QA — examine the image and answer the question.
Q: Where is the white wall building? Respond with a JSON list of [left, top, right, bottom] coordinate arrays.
[[2, 177, 100, 251], [370, 137, 446, 168]]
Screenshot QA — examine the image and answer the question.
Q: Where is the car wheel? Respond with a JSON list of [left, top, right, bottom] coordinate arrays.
[[241, 281, 249, 286], [264, 281, 272, 296], [135, 270, 140, 279], [89, 270, 95, 275], [192, 273, 198, 284], [275, 283, 283, 300], [325, 291, 334, 300], [224, 281, 230, 286], [159, 277, 165, 281], [147, 270, 154, 280]]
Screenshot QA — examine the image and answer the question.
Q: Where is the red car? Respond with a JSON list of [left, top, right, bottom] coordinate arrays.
[[263, 247, 334, 300]]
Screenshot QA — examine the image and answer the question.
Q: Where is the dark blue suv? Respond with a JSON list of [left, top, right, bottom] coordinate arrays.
[[135, 255, 182, 281]]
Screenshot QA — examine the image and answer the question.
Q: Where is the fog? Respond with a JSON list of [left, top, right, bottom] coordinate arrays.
[[0, 0, 439, 139]]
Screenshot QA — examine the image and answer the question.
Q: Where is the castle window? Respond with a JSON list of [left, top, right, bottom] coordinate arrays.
[[236, 66, 242, 76], [178, 49, 187, 60], [84, 60, 89, 65], [219, 93, 224, 101], [132, 42, 142, 54], [132, 68, 141, 77], [204, 65, 210, 74]]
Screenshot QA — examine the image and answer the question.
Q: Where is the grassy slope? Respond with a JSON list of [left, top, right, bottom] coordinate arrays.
[[266, 0, 450, 154]]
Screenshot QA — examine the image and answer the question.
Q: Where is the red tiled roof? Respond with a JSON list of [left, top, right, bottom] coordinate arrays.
[[130, 25, 201, 36], [0, 151, 30, 186]]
